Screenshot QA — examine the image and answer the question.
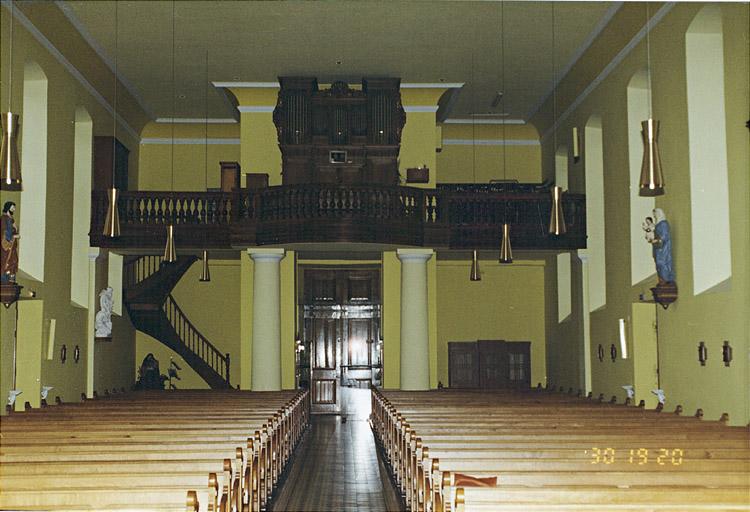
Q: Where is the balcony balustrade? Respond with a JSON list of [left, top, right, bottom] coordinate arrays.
[[90, 184, 585, 251]]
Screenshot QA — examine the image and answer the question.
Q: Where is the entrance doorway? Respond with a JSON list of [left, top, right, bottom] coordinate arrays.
[[297, 268, 382, 414]]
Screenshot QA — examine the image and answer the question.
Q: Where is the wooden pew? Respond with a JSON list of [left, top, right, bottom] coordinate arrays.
[[0, 389, 310, 512], [370, 388, 750, 512]]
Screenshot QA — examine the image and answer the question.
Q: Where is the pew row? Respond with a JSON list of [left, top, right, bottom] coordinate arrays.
[[370, 388, 750, 512], [0, 389, 310, 512]]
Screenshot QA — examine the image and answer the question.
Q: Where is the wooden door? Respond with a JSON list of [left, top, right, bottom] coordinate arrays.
[[478, 340, 507, 389], [448, 342, 479, 388], [302, 267, 381, 413], [310, 316, 340, 414]]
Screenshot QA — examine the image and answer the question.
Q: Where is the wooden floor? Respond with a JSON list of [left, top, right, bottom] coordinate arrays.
[[271, 388, 403, 512]]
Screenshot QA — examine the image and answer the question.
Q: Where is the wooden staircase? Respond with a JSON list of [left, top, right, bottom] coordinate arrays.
[[124, 255, 231, 389]]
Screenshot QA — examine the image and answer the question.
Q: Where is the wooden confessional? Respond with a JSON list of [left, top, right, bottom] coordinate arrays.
[[448, 340, 531, 389]]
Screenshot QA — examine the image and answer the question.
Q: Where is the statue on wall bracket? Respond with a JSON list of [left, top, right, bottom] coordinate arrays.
[[643, 208, 677, 308], [1, 201, 22, 307], [95, 287, 114, 339]]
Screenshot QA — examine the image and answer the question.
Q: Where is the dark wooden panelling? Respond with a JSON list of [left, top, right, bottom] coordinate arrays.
[[449, 340, 531, 389]]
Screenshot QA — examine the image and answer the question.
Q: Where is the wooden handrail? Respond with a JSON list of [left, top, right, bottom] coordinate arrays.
[[91, 185, 586, 250], [163, 295, 230, 385], [123, 255, 162, 288]]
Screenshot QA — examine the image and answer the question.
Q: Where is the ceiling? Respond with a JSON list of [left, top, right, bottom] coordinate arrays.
[[58, 1, 619, 123]]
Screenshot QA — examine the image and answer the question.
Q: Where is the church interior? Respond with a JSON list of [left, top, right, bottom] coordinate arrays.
[[1, 1, 748, 511]]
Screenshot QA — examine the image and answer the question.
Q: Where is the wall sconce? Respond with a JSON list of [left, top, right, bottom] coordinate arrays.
[[618, 318, 628, 359], [698, 341, 707, 366], [597, 344, 604, 362], [73, 345, 80, 364], [610, 344, 617, 362], [572, 126, 580, 163], [722, 341, 732, 367], [60, 344, 67, 364]]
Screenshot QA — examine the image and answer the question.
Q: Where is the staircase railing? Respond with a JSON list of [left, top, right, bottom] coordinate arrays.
[[124, 255, 163, 288], [162, 294, 230, 386]]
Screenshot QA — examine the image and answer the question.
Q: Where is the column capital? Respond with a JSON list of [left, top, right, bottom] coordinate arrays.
[[247, 248, 285, 262], [87, 248, 101, 261], [396, 248, 434, 263]]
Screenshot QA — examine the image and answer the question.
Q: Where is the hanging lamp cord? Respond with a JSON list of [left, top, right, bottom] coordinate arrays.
[[112, 1, 118, 189], [7, 0, 13, 112]]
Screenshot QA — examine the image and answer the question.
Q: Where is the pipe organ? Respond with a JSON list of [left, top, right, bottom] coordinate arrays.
[[273, 77, 406, 185]]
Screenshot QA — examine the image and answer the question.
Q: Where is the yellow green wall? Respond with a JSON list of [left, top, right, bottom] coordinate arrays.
[[539, 3, 749, 425], [138, 122, 241, 190], [437, 259, 547, 388], [437, 124, 543, 183], [1, 8, 140, 412]]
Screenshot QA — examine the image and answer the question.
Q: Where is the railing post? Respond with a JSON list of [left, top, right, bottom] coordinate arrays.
[[225, 353, 231, 385]]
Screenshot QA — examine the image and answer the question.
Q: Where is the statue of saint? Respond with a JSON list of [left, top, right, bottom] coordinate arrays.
[[1, 201, 19, 284], [648, 208, 675, 285], [95, 287, 114, 338]]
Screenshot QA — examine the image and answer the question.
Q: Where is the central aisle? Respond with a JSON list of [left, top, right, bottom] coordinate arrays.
[[270, 388, 403, 512]]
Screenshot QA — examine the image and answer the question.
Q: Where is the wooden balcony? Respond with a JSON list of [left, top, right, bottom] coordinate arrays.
[[90, 185, 586, 251]]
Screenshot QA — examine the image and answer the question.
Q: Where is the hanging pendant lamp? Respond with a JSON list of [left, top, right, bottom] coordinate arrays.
[[103, 188, 121, 237], [498, 1, 514, 264], [468, 50, 481, 281], [163, 224, 177, 263], [499, 223, 513, 264], [638, 3, 665, 197], [548, 186, 567, 235], [470, 250, 481, 281], [102, 2, 121, 236], [1, 1, 22, 191], [1, 113, 21, 191], [547, 3, 567, 236], [162, 0, 178, 264], [639, 120, 665, 196], [199, 249, 211, 282], [198, 52, 211, 281]]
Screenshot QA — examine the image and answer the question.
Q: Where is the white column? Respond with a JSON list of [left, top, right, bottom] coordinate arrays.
[[86, 248, 100, 398], [397, 248, 433, 390], [248, 248, 285, 391]]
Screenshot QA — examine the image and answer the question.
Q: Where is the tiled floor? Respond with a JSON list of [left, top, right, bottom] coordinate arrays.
[[271, 388, 403, 512]]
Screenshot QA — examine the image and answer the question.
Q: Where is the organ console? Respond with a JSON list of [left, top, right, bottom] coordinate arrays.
[[273, 77, 406, 185]]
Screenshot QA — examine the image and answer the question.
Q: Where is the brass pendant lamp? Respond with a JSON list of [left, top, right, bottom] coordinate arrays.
[[198, 52, 211, 281], [548, 3, 567, 236], [498, 1, 512, 264], [638, 3, 665, 196], [470, 250, 481, 281], [1, 0, 22, 191], [199, 250, 211, 282], [103, 1, 121, 237], [468, 51, 481, 281], [162, 1, 177, 263]]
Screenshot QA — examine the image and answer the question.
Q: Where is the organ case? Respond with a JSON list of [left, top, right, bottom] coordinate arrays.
[[273, 77, 406, 185]]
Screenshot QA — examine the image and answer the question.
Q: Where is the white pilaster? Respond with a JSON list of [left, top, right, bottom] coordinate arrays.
[[248, 248, 285, 391], [397, 248, 433, 390]]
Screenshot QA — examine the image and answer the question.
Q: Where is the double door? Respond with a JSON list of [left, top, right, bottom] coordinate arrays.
[[300, 268, 382, 414]]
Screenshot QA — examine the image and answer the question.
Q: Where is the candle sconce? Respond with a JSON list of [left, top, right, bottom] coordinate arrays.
[[610, 344, 617, 362], [60, 344, 67, 364], [698, 341, 707, 366], [597, 344, 604, 362], [73, 345, 80, 364], [722, 341, 732, 367]]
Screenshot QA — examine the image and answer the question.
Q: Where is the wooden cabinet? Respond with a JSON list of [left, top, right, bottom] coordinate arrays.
[[448, 340, 531, 389]]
